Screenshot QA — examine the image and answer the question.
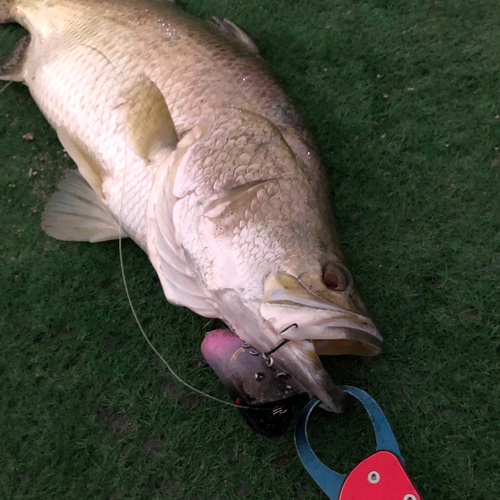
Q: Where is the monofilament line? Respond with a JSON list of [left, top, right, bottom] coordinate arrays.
[[0, 81, 13, 95], [116, 116, 256, 410]]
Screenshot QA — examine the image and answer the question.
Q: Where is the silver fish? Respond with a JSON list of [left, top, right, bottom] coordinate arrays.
[[0, 0, 382, 411]]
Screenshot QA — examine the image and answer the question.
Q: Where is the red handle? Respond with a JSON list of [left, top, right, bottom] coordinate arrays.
[[339, 451, 421, 500]]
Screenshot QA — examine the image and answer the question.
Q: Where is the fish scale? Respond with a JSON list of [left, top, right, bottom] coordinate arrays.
[[29, 38, 155, 242]]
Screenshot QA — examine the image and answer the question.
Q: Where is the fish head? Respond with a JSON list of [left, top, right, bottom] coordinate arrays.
[[201, 225, 382, 413], [261, 259, 382, 357], [209, 253, 382, 413], [157, 109, 382, 412], [252, 256, 382, 412]]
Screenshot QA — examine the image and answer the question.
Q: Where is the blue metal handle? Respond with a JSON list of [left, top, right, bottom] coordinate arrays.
[[294, 386, 405, 499], [342, 386, 404, 465], [294, 398, 347, 499]]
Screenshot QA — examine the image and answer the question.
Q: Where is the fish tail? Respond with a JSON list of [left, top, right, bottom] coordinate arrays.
[[0, 0, 15, 23]]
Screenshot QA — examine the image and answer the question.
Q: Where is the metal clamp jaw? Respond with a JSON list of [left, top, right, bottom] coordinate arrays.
[[295, 386, 422, 500]]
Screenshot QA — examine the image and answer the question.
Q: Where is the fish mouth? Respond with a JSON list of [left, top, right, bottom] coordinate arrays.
[[261, 319, 381, 411], [257, 271, 383, 409], [313, 327, 383, 356], [273, 313, 383, 357], [260, 270, 383, 358]]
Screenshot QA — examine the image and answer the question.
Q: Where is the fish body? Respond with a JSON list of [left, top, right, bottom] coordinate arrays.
[[1, 0, 382, 410]]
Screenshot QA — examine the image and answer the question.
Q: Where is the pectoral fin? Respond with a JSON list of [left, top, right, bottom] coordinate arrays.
[[0, 35, 30, 82], [42, 170, 128, 242], [120, 75, 178, 162]]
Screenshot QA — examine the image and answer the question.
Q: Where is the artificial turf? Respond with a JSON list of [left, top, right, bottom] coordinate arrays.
[[1, 0, 499, 498]]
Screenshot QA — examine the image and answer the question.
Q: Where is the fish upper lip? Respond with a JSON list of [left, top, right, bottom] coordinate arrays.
[[274, 310, 382, 342], [324, 326, 383, 350], [313, 313, 383, 342]]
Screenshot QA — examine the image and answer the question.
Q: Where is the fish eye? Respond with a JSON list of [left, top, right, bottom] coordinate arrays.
[[322, 262, 352, 291]]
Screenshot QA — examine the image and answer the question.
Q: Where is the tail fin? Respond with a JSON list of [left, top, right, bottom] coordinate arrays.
[[0, 0, 14, 23]]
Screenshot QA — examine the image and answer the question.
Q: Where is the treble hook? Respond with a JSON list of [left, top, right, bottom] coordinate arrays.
[[262, 323, 298, 366]]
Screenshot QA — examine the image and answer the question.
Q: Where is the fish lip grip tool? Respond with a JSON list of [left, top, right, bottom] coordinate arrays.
[[295, 386, 422, 500]]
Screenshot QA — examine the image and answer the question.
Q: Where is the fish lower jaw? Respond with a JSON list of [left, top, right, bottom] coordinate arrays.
[[270, 339, 347, 412], [212, 297, 351, 411]]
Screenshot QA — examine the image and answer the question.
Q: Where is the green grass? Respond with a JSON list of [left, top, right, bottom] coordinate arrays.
[[1, 0, 499, 498]]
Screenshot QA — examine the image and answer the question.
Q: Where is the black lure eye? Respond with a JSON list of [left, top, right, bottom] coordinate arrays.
[[322, 262, 352, 291]]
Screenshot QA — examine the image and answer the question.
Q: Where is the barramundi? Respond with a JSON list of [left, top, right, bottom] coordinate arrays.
[[0, 0, 383, 414]]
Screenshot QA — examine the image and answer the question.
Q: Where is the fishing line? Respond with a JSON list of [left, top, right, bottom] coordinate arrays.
[[116, 96, 264, 411], [0, 81, 13, 94], [86, 52, 258, 410]]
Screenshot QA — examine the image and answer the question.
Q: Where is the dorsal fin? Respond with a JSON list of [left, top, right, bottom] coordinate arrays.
[[212, 17, 259, 54], [42, 170, 128, 242]]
